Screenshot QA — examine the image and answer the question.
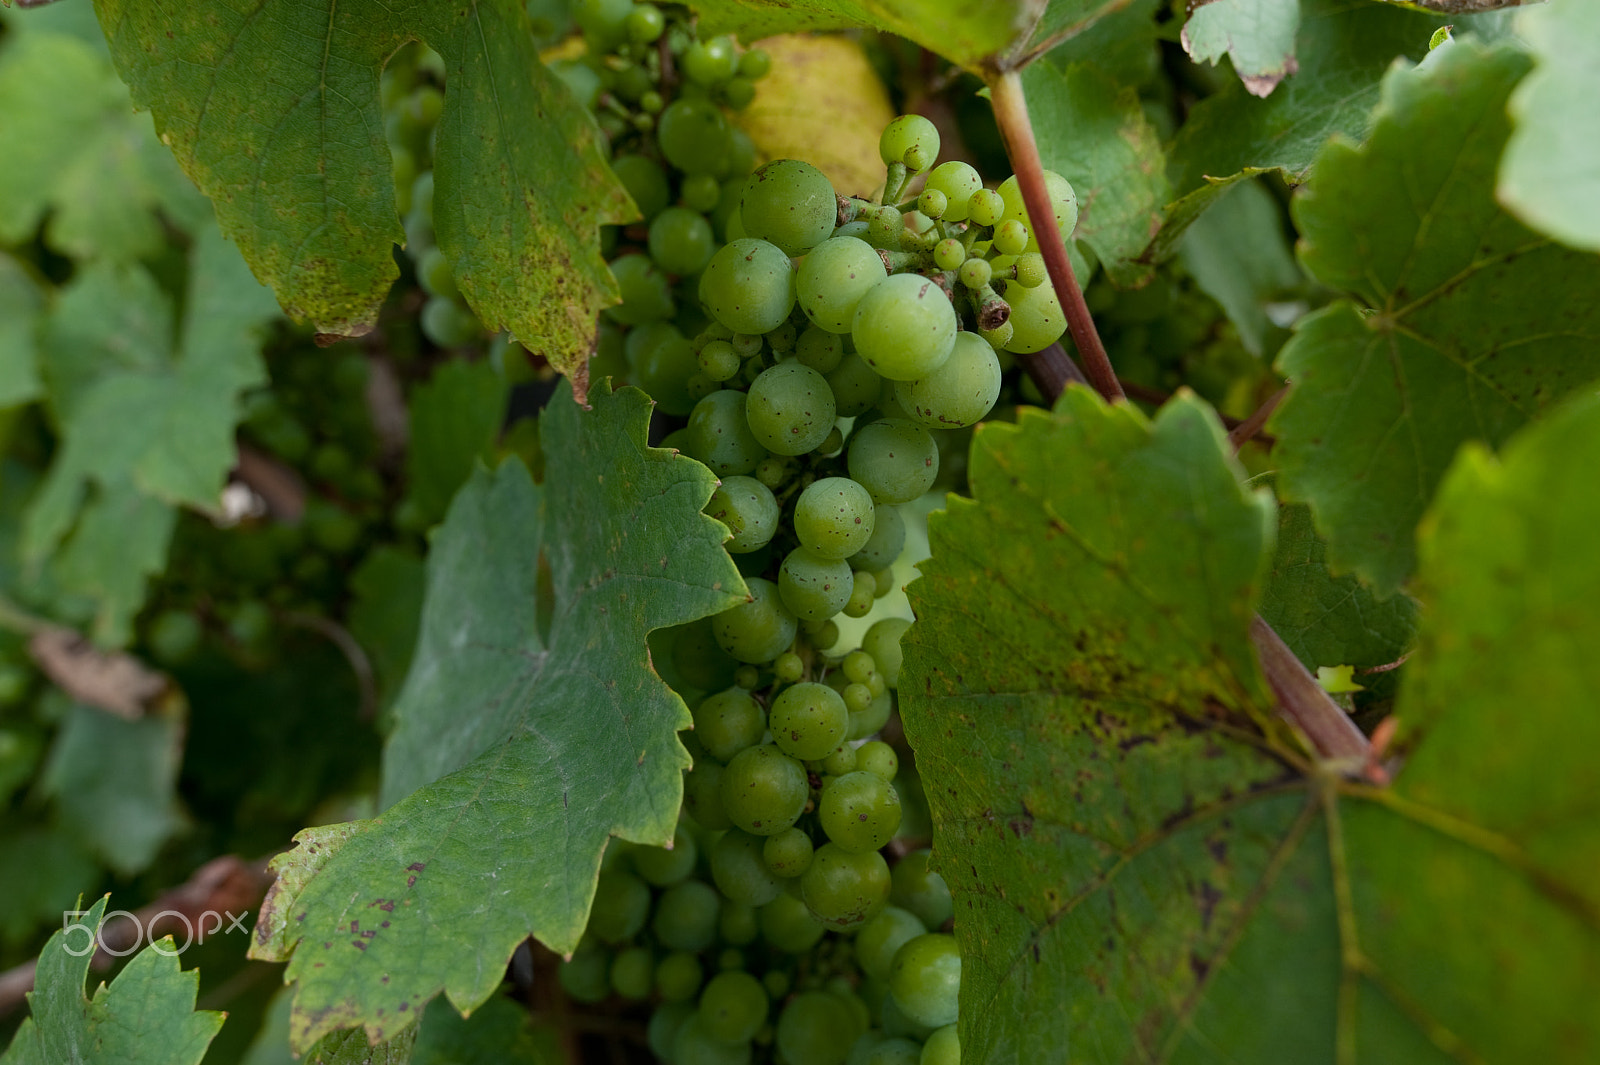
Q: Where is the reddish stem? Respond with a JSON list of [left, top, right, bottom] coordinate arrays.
[[1250, 617, 1371, 762], [987, 70, 1123, 403], [1227, 384, 1289, 452]]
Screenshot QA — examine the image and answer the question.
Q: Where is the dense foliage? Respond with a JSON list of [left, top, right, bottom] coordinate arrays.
[[0, 0, 1595, 1063]]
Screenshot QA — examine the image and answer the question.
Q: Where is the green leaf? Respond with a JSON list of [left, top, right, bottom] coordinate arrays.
[[901, 386, 1600, 1064], [0, 30, 209, 260], [1176, 178, 1303, 356], [22, 222, 278, 643], [348, 546, 428, 713], [1, 896, 223, 1065], [94, 0, 632, 387], [0, 255, 44, 410], [1270, 41, 1600, 593], [39, 702, 188, 876], [412, 995, 563, 1065], [403, 359, 511, 527], [1023, 60, 1169, 287], [1498, 0, 1600, 252], [0, 827, 97, 949], [1181, 0, 1301, 97], [250, 382, 745, 1050], [1032, 0, 1162, 89]]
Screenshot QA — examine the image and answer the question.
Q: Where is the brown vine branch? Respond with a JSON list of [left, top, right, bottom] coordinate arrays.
[[987, 69, 1123, 404], [1226, 384, 1288, 452], [1250, 618, 1371, 762]]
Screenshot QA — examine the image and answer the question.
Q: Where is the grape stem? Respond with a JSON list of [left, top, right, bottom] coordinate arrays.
[[1226, 384, 1289, 452], [1250, 618, 1372, 763], [987, 70, 1124, 403]]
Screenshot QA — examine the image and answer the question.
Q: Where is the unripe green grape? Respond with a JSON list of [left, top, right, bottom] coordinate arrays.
[[699, 338, 742, 381], [896, 331, 1002, 429], [1003, 279, 1067, 354], [843, 682, 873, 714], [842, 570, 876, 618], [421, 296, 480, 347], [867, 672, 887, 697], [610, 946, 654, 1000], [1014, 252, 1047, 288], [738, 48, 771, 78], [769, 681, 849, 760], [793, 477, 876, 560], [992, 219, 1029, 256], [891, 850, 955, 929], [700, 238, 796, 335], [862, 1038, 923, 1065], [879, 114, 940, 169], [683, 35, 738, 85], [924, 162, 982, 222], [657, 950, 705, 1002], [819, 771, 901, 853], [740, 160, 838, 257], [694, 686, 767, 762], [868, 205, 905, 248], [797, 236, 887, 334], [997, 170, 1078, 253], [957, 257, 991, 290], [629, 322, 699, 415], [415, 246, 458, 300], [917, 188, 948, 219], [607, 253, 675, 325], [848, 688, 893, 740], [826, 354, 882, 417], [932, 239, 964, 272], [721, 900, 759, 945], [796, 325, 845, 373], [682, 173, 722, 213], [857, 906, 926, 982], [624, 2, 664, 42], [639, 88, 664, 114], [305, 500, 363, 554], [649, 1002, 696, 1063], [611, 153, 671, 222], [649, 206, 717, 276], [813, 619, 841, 653], [862, 617, 912, 688], [572, 0, 631, 48], [699, 970, 770, 1045], [760, 892, 827, 953], [846, 504, 903, 572], [722, 76, 757, 110], [852, 274, 957, 381], [887, 933, 961, 1028], [636, 824, 698, 887], [614, 63, 653, 103], [848, 420, 939, 505], [754, 456, 789, 489], [774, 651, 804, 683], [712, 829, 788, 906], [589, 869, 651, 943], [761, 825, 814, 879], [147, 610, 202, 665], [684, 759, 733, 830], [659, 97, 731, 176], [720, 743, 809, 834], [559, 943, 611, 1003], [719, 126, 759, 182], [654, 879, 721, 951], [822, 741, 857, 775], [801, 842, 891, 927], [713, 578, 798, 664], [779, 992, 861, 1065], [857, 741, 899, 782], [842, 650, 876, 684], [687, 390, 767, 477], [745, 362, 836, 455], [966, 188, 1005, 227]]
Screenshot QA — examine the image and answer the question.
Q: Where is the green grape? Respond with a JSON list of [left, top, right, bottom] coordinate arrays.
[[797, 236, 888, 333], [879, 114, 940, 170], [635, 824, 699, 887], [700, 238, 796, 335], [774, 651, 804, 683], [738, 159, 837, 257], [745, 362, 837, 455], [722, 76, 757, 110], [738, 47, 771, 78], [762, 826, 815, 878], [826, 354, 883, 418], [896, 331, 1002, 429], [650, 1001, 696, 1060], [891, 850, 954, 929], [801, 843, 890, 927], [852, 274, 957, 381], [779, 992, 861, 1065], [649, 206, 717, 276], [992, 219, 1029, 257], [868, 205, 906, 249], [607, 254, 675, 326], [966, 188, 1004, 227], [925, 162, 982, 222], [887, 934, 960, 1028], [796, 325, 846, 373], [754, 456, 790, 489], [730, 332, 763, 358], [862, 617, 911, 688], [921, 1025, 959, 1065], [793, 477, 876, 560], [997, 170, 1078, 254], [147, 609, 202, 666], [863, 1038, 923, 1065], [421, 295, 480, 347], [769, 681, 849, 760], [719, 126, 759, 182], [848, 420, 940, 505], [658, 950, 706, 1002], [842, 570, 876, 618], [611, 154, 671, 222], [630, 322, 699, 416], [694, 687, 768, 763], [659, 97, 732, 176], [614, 63, 653, 102], [767, 320, 798, 352], [611, 946, 654, 1000], [843, 682, 873, 714], [956, 257, 990, 291], [760, 890, 827, 953], [308, 442, 353, 485], [672, 616, 740, 692], [880, 990, 936, 1041], [917, 188, 948, 220], [1003, 279, 1067, 354], [763, 970, 793, 1000], [779, 547, 853, 622], [624, 1, 664, 42], [589, 869, 651, 943], [721, 900, 760, 945], [932, 238, 964, 271], [720, 743, 809, 835], [843, 649, 875, 684], [684, 759, 733, 830], [856, 740, 899, 782], [712, 829, 788, 906], [572, 0, 631, 49], [415, 246, 458, 299], [856, 906, 926, 982], [305, 500, 363, 554], [1014, 252, 1047, 288], [683, 35, 739, 85], [848, 1031, 891, 1065], [823, 741, 859, 775], [699, 338, 742, 382], [654, 879, 722, 952], [847, 688, 893, 740], [687, 390, 767, 477], [848, 504, 905, 572], [558, 942, 612, 1003], [683, 173, 722, 213], [819, 771, 902, 853], [712, 578, 798, 664], [699, 970, 770, 1045]]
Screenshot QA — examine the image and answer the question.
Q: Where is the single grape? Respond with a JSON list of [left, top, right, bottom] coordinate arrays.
[[842, 504, 903, 573], [862, 617, 912, 688], [650, 1002, 696, 1061], [720, 126, 759, 182], [712, 578, 798, 664], [654, 879, 722, 952], [797, 236, 887, 334], [635, 824, 698, 887], [624, 2, 664, 42], [686, 390, 767, 477], [779, 547, 853, 622], [918, 188, 949, 220], [694, 687, 767, 763], [558, 942, 611, 1003], [740, 160, 837, 256], [924, 162, 982, 222], [720, 743, 809, 835], [769, 681, 849, 760], [862, 1038, 923, 1065], [932, 238, 965, 272], [759, 891, 827, 953], [895, 331, 1002, 429], [738, 48, 771, 79], [921, 1025, 959, 1065], [659, 98, 731, 176], [610, 946, 654, 1000], [657, 951, 705, 1002], [685, 760, 732, 829], [629, 322, 699, 416], [683, 35, 739, 86], [589, 869, 651, 943], [763, 826, 815, 878], [420, 296, 480, 347], [848, 420, 939, 504], [682, 173, 722, 213], [720, 900, 759, 946], [794, 326, 846, 373], [842, 571, 876, 618], [698, 338, 742, 382], [1014, 252, 1047, 288], [1003, 279, 1067, 354], [966, 188, 1005, 227], [607, 253, 675, 325], [819, 771, 902, 853], [826, 353, 883, 418], [712, 829, 788, 906], [611, 153, 671, 222], [856, 906, 926, 981], [649, 206, 717, 276], [415, 246, 459, 300], [856, 740, 899, 782], [572, 0, 632, 49], [147, 609, 203, 665], [699, 970, 770, 1045], [745, 362, 837, 456], [888, 934, 960, 1028], [852, 274, 957, 381], [848, 688, 893, 740], [843, 682, 873, 714], [774, 650, 804, 683], [792, 477, 876, 560], [992, 219, 1029, 257], [879, 114, 940, 170], [778, 992, 861, 1065], [800, 843, 891, 927], [997, 170, 1078, 254], [700, 238, 796, 335], [892, 850, 955, 929]]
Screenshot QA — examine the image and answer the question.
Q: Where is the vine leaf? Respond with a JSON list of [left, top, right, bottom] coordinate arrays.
[[1270, 40, 1600, 594], [1498, 0, 1600, 252], [402, 359, 511, 529], [92, 0, 632, 389], [250, 382, 746, 1051], [899, 386, 1600, 1064], [1022, 59, 1169, 287], [1181, 0, 1301, 98], [1175, 178, 1304, 357], [21, 222, 278, 645], [0, 896, 223, 1065], [0, 254, 44, 409]]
